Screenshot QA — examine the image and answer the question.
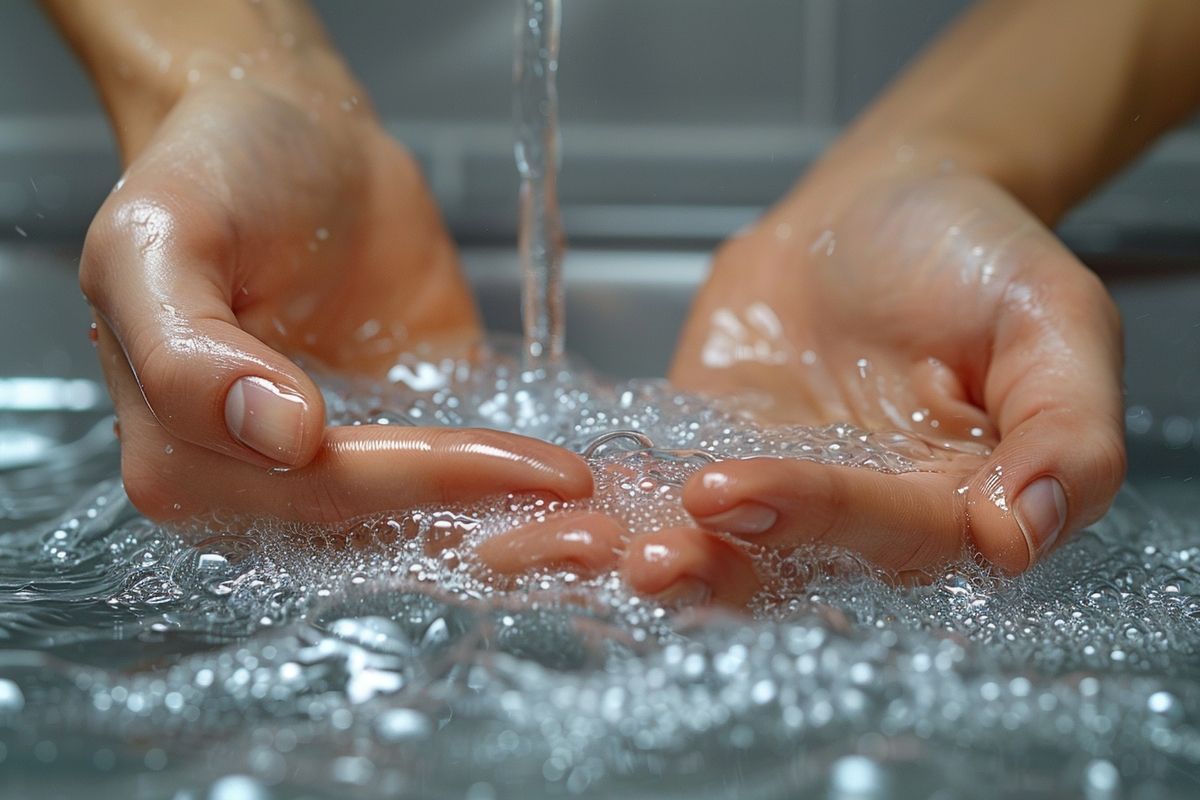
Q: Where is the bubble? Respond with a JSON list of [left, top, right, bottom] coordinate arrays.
[[3, 338, 1200, 797]]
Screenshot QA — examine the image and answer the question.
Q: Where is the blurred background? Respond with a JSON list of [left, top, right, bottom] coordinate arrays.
[[1, 0, 1199, 248], [1, 0, 1199, 486]]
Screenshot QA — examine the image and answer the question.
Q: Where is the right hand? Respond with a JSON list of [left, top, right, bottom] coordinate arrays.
[[668, 163, 1125, 579], [85, 72, 591, 522]]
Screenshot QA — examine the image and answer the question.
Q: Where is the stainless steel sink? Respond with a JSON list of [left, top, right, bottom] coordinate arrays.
[[3, 242, 1199, 502], [2, 241, 1200, 799]]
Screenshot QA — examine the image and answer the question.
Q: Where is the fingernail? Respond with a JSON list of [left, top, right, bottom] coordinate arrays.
[[1014, 476, 1067, 562], [653, 577, 712, 608], [225, 376, 307, 464], [696, 501, 778, 535]]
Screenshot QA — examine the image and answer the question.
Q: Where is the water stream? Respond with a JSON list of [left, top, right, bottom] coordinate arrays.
[[513, 0, 565, 366], [0, 4, 1199, 798]]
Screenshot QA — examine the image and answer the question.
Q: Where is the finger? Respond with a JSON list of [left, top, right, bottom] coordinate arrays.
[[621, 527, 760, 608], [683, 458, 963, 573], [970, 254, 1126, 572], [475, 512, 627, 576], [134, 425, 594, 522], [964, 407, 1125, 573], [82, 191, 325, 468], [99, 315, 594, 521]]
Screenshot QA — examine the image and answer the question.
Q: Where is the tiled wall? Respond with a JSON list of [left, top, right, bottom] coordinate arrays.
[[0, 0, 1196, 245]]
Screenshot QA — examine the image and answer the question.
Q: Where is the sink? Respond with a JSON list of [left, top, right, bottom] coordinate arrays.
[[3, 241, 1200, 495], [2, 241, 1200, 799]]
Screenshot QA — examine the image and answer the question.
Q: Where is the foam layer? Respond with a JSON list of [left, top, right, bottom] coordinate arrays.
[[0, 345, 1198, 799]]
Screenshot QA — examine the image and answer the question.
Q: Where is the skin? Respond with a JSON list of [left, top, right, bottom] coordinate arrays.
[[660, 0, 1200, 600], [40, 0, 1200, 605], [672, 169, 1125, 581], [44, 0, 593, 521]]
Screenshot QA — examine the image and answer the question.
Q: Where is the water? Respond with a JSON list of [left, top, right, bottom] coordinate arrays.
[[2, 344, 1200, 798], [2, 4, 1199, 797], [513, 0, 565, 365]]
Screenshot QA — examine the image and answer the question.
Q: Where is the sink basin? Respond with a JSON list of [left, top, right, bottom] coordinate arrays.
[[2, 242, 1200, 800], [3, 242, 1200, 494]]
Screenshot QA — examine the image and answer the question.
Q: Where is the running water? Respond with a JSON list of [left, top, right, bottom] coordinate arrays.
[[513, 0, 565, 365], [1, 6, 1200, 798]]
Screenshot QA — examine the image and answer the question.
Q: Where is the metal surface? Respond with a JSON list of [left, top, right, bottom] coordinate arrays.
[[4, 243, 1199, 468], [0, 1, 1198, 244]]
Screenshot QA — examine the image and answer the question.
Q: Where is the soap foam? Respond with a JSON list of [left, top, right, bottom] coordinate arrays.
[[1, 345, 1198, 798]]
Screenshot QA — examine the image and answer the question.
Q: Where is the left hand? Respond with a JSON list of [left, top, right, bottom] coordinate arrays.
[[83, 71, 592, 522]]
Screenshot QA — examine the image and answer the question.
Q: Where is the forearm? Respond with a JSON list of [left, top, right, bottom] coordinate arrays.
[[820, 0, 1200, 223], [41, 0, 361, 159]]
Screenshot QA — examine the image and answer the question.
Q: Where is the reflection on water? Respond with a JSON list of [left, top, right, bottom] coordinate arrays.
[[1, 347, 1199, 799]]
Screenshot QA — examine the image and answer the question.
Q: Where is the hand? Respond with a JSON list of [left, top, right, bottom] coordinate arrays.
[[84, 73, 591, 521], [669, 165, 1126, 580], [472, 461, 763, 609]]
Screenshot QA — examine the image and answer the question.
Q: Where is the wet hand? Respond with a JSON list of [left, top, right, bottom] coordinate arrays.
[[468, 458, 762, 609], [84, 74, 591, 521], [670, 168, 1126, 577]]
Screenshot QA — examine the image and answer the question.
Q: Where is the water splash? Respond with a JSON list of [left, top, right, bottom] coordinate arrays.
[[2, 345, 1200, 798]]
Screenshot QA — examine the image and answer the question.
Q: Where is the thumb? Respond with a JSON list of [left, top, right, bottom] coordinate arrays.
[[965, 265, 1126, 573], [82, 193, 325, 468], [965, 407, 1126, 573]]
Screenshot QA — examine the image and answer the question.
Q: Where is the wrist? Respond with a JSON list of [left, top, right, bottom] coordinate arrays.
[[827, 122, 1045, 212], [45, 0, 366, 161], [113, 46, 365, 160], [765, 119, 1058, 248]]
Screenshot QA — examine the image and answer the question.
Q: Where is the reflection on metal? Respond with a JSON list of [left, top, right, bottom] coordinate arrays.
[[0, 378, 111, 473], [0, 413, 113, 472], [0, 377, 106, 411]]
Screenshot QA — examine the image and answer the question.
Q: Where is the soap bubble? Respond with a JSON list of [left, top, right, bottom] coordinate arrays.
[[0, 339, 1197, 797]]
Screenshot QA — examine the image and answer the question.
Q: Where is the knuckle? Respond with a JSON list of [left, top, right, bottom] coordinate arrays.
[[824, 470, 851, 526], [1078, 269, 1122, 331], [303, 477, 351, 524], [1063, 412, 1128, 491], [1062, 410, 1127, 493], [77, 253, 106, 309], [80, 184, 236, 309], [79, 214, 120, 308], [133, 337, 188, 424], [779, 464, 842, 544], [894, 534, 938, 575], [1091, 425, 1128, 494], [80, 192, 180, 311]]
